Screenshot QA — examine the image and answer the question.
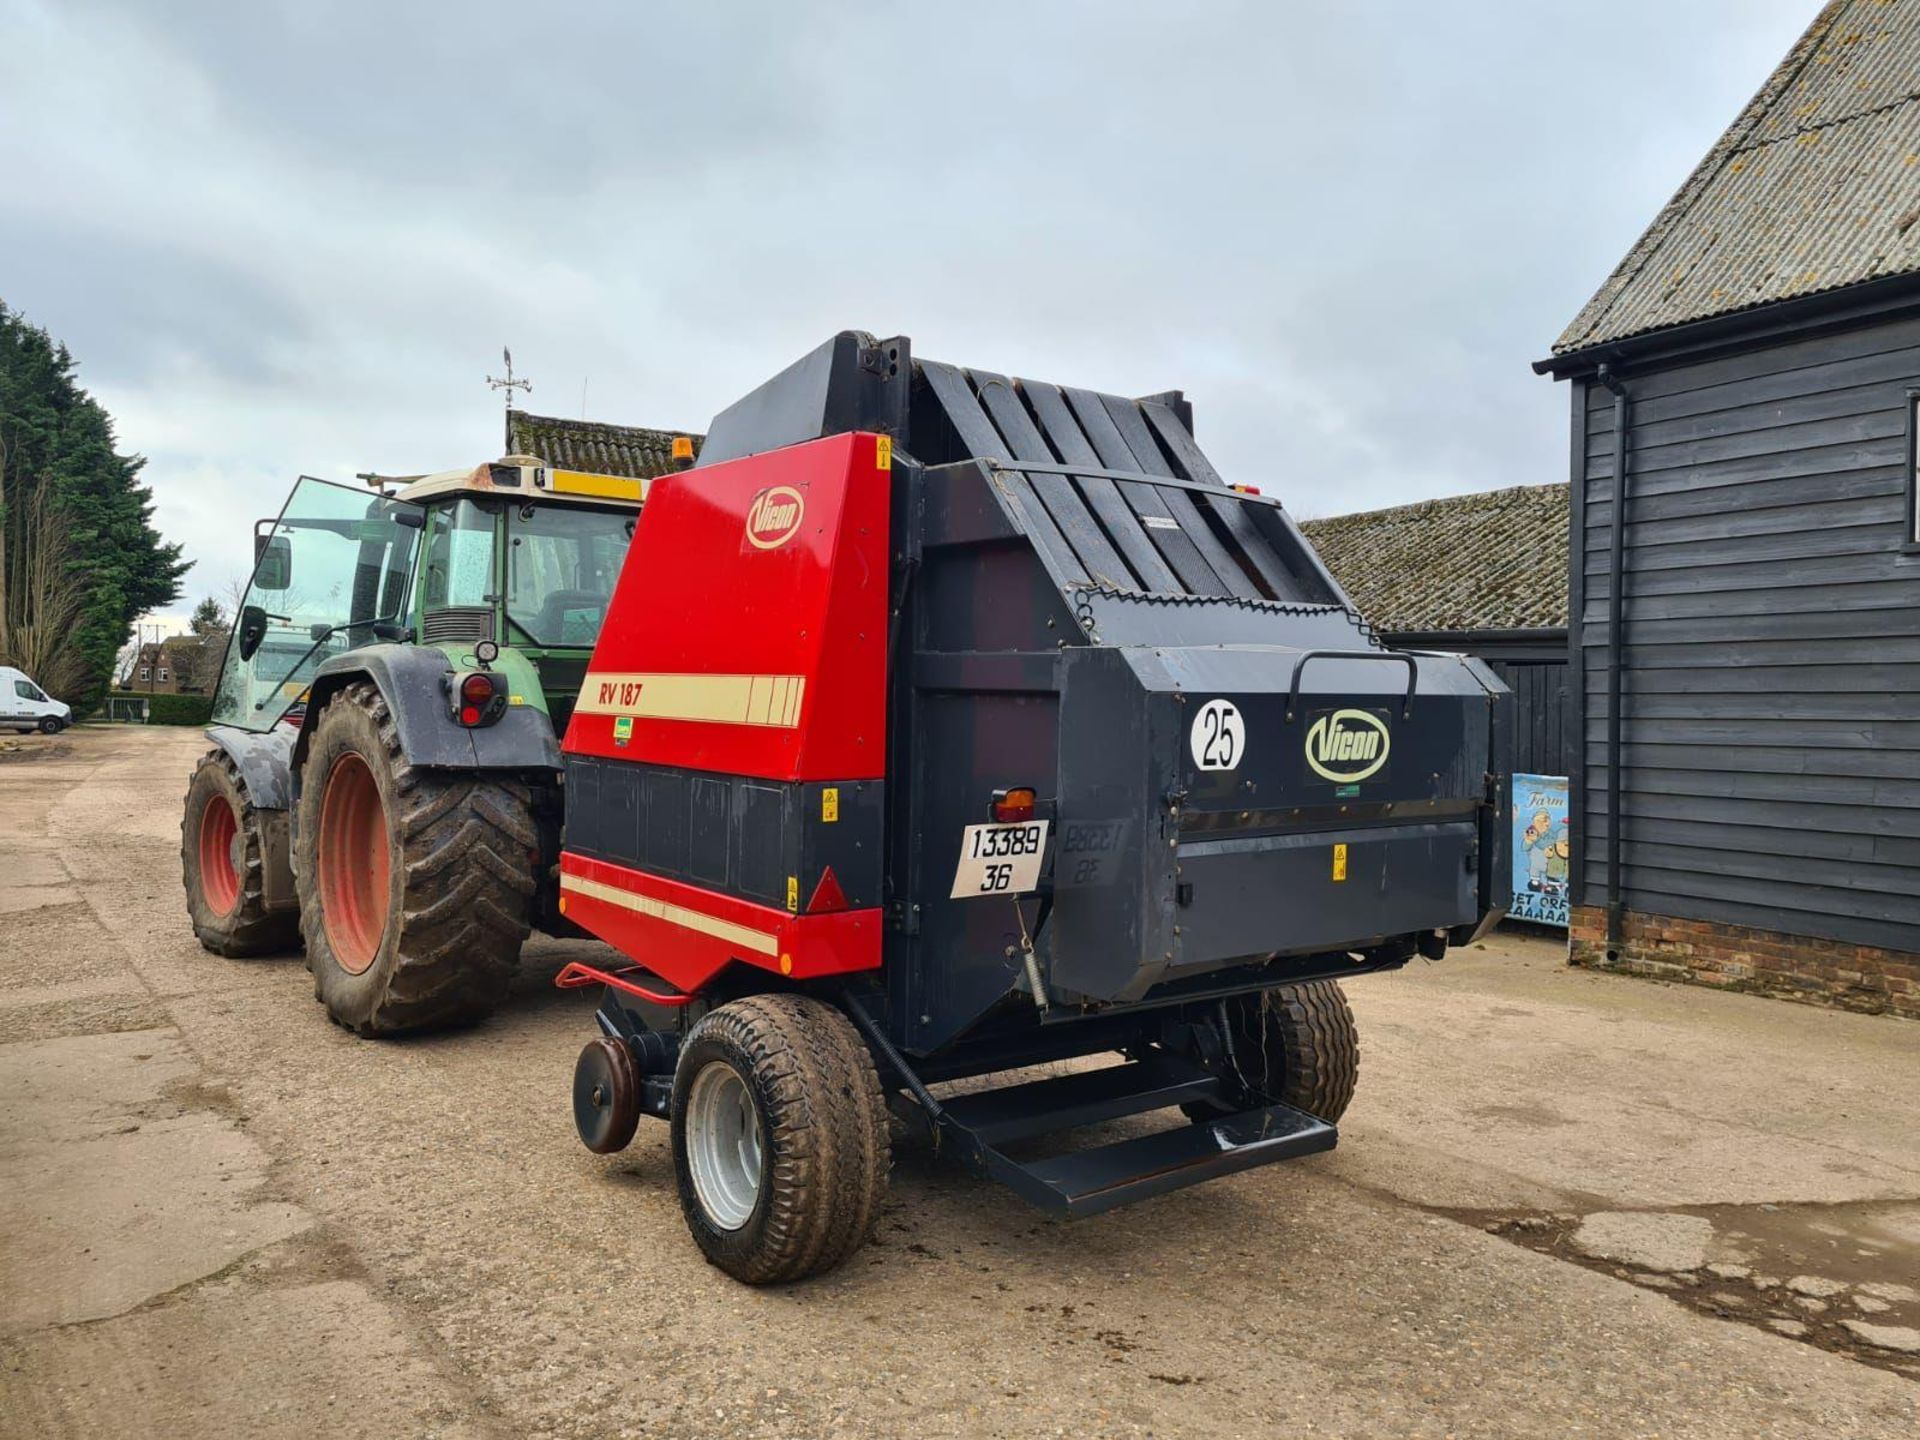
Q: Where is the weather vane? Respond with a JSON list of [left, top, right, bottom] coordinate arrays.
[[486, 346, 532, 413]]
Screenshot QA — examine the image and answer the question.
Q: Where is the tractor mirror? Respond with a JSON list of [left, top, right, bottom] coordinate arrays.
[[237, 605, 270, 662], [254, 534, 293, 591]]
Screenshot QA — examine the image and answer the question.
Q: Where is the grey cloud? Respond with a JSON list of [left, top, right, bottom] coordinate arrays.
[[0, 0, 1818, 605]]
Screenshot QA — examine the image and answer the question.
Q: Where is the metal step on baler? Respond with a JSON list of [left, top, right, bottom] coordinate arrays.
[[875, 1040, 1338, 1219]]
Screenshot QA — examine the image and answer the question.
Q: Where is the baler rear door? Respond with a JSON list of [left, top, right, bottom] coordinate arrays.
[[1047, 642, 1499, 1005]]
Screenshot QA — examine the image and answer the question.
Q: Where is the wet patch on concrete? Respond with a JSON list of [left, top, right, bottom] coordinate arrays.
[[1455, 1199, 1920, 1379]]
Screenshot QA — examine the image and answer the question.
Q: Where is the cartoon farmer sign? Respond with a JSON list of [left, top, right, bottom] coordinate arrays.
[[1510, 773, 1570, 927]]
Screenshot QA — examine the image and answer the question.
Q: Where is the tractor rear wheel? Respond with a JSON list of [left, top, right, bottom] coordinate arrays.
[[295, 681, 536, 1035], [181, 748, 300, 957], [1183, 980, 1359, 1123], [671, 994, 890, 1284]]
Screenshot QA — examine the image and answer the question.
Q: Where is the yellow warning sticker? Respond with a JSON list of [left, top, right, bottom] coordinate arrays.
[[876, 435, 893, 470], [612, 715, 633, 748], [786, 875, 799, 912], [822, 787, 839, 822], [1332, 843, 1348, 882]]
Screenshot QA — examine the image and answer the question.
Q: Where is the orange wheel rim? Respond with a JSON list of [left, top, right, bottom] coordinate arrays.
[[198, 795, 241, 916], [317, 753, 390, 975]]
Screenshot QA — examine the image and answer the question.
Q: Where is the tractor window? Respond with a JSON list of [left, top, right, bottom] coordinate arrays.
[[506, 504, 634, 646], [209, 476, 423, 732], [422, 499, 497, 609]]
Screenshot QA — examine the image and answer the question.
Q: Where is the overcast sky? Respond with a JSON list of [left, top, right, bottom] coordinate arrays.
[[0, 0, 1817, 620]]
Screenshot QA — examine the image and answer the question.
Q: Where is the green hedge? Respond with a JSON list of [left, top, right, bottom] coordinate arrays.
[[145, 694, 215, 726]]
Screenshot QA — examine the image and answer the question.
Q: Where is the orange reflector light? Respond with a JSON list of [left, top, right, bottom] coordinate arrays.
[[991, 786, 1037, 823]]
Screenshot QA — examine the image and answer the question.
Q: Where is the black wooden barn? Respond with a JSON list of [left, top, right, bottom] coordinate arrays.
[[1301, 483, 1570, 777], [1535, 0, 1920, 1015]]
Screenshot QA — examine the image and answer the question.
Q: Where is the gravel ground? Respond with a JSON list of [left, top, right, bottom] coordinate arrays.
[[1, 725, 1916, 1438]]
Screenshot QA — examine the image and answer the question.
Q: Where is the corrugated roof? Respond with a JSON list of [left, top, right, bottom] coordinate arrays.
[[506, 410, 701, 479], [1299, 484, 1568, 634], [1553, 0, 1920, 356]]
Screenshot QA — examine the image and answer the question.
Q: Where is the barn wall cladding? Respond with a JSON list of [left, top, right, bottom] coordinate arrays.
[[1492, 661, 1570, 778], [1540, 0, 1920, 1014], [1563, 306, 1920, 1005]]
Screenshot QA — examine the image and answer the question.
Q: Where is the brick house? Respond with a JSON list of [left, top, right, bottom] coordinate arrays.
[[120, 634, 221, 695], [1535, 0, 1920, 1018]]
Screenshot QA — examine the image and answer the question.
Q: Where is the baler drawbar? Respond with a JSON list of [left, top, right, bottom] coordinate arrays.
[[559, 331, 1510, 1282]]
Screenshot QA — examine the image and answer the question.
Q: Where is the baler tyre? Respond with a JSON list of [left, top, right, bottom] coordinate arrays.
[[1184, 980, 1359, 1124], [182, 747, 301, 957], [671, 994, 890, 1285], [295, 681, 536, 1036]]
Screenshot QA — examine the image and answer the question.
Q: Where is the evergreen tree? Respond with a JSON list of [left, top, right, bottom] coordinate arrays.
[[0, 303, 187, 711], [189, 596, 226, 634]]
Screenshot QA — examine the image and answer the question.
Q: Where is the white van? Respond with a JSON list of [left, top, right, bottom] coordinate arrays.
[[0, 666, 72, 734]]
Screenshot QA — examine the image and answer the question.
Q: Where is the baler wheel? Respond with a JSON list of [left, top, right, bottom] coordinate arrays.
[[295, 681, 536, 1035], [181, 748, 300, 957], [670, 994, 890, 1284], [1183, 980, 1359, 1124]]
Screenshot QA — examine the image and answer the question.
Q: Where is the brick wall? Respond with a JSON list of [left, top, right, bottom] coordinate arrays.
[[1568, 905, 1920, 1021]]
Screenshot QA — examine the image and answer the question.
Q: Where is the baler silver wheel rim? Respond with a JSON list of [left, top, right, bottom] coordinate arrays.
[[686, 1060, 763, 1231]]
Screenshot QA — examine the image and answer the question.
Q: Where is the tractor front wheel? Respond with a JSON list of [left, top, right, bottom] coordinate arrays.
[[182, 748, 300, 956], [295, 681, 536, 1035], [671, 995, 890, 1284], [1183, 980, 1360, 1123]]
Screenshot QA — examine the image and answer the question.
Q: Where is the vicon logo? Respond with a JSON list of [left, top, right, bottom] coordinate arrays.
[[745, 486, 805, 549], [1304, 708, 1390, 783]]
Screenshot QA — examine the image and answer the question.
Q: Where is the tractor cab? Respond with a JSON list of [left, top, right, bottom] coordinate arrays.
[[210, 459, 646, 737], [188, 451, 669, 1032]]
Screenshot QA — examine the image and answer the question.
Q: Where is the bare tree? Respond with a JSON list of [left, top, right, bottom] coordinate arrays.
[[1, 482, 87, 692]]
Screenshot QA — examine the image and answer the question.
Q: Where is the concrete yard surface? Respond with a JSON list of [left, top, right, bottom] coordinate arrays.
[[1, 726, 1916, 1438]]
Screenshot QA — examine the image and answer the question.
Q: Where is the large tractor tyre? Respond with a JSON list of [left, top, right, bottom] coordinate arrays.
[[671, 994, 890, 1285], [181, 748, 301, 957], [295, 681, 536, 1036], [1185, 980, 1360, 1124]]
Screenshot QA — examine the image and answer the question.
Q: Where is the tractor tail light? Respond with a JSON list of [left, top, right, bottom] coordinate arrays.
[[991, 786, 1036, 823], [454, 671, 506, 727]]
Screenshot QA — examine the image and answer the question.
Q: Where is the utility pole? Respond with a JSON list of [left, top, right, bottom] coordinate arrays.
[[487, 347, 532, 451]]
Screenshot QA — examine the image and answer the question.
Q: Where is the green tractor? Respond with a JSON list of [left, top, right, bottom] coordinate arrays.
[[181, 453, 670, 1034]]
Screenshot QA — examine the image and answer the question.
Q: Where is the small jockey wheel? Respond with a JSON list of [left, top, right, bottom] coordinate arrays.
[[573, 1036, 642, 1154]]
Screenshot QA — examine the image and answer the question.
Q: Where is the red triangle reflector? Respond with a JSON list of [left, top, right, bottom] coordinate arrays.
[[805, 866, 849, 914]]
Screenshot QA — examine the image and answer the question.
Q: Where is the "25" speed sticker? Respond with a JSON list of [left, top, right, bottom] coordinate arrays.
[[1190, 698, 1245, 771]]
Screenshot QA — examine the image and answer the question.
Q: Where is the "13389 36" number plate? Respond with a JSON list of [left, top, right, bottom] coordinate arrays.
[[949, 821, 1050, 899]]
